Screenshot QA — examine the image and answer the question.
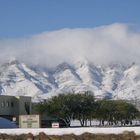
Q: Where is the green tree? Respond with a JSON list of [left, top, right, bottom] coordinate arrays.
[[95, 100, 116, 125], [95, 99, 140, 126], [114, 100, 139, 125], [35, 92, 139, 127], [35, 92, 96, 127], [73, 93, 95, 126]]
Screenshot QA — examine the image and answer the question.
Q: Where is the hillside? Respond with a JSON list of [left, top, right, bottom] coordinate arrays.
[[0, 59, 140, 101]]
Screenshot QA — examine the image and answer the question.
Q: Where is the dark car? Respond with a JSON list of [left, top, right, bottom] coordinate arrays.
[[41, 118, 69, 128], [0, 117, 17, 128]]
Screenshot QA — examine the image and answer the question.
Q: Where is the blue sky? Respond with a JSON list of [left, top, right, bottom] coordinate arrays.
[[0, 0, 140, 38]]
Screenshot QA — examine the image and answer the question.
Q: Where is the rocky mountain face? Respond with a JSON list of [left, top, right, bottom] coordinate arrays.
[[0, 59, 140, 101]]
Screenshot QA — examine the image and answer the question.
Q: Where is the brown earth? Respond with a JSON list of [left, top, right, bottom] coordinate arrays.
[[0, 131, 139, 140]]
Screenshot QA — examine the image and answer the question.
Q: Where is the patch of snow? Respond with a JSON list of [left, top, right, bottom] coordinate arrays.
[[0, 127, 140, 135]]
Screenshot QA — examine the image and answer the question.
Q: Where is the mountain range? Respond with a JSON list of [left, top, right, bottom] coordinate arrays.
[[0, 59, 140, 101]]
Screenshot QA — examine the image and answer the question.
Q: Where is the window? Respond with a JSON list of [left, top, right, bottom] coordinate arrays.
[[6, 101, 9, 107], [1, 102, 5, 107], [11, 102, 14, 107]]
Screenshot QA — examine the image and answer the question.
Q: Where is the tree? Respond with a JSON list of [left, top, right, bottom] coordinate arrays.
[[114, 100, 139, 125], [35, 92, 96, 127], [95, 99, 140, 126], [35, 92, 139, 127], [95, 100, 116, 125], [35, 101, 48, 115], [73, 93, 95, 126]]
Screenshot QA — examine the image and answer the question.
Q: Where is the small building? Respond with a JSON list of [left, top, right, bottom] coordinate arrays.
[[0, 95, 32, 121]]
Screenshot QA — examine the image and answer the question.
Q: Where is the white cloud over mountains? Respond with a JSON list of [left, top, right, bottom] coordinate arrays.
[[0, 23, 140, 67]]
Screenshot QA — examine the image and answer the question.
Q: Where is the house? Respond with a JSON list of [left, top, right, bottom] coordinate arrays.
[[0, 95, 32, 121]]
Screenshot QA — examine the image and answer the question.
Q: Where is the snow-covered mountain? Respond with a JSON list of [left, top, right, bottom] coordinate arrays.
[[0, 59, 140, 101]]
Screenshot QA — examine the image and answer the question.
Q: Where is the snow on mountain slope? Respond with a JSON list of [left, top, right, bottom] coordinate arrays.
[[0, 59, 140, 100], [115, 63, 140, 100], [101, 63, 125, 93], [0, 60, 54, 97], [74, 60, 103, 87], [73, 60, 108, 98], [53, 63, 82, 92]]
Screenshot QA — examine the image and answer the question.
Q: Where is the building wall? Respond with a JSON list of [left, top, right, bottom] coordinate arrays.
[[18, 96, 32, 115], [0, 95, 31, 118], [0, 95, 17, 116]]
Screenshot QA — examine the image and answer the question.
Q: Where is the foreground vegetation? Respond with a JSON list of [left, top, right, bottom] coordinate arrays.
[[35, 92, 140, 127]]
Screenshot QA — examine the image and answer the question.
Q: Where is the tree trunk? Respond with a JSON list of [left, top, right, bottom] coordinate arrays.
[[90, 119, 92, 126]]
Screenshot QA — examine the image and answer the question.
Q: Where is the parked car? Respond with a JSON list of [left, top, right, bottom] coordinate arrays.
[[0, 117, 17, 128]]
